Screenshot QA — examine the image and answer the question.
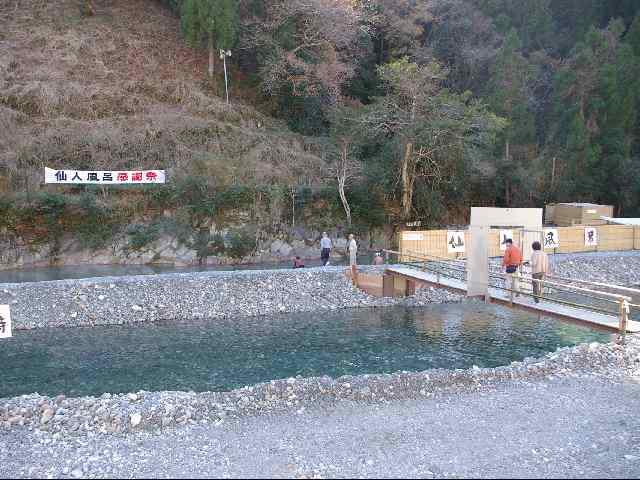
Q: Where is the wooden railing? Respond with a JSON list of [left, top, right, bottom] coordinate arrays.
[[383, 249, 634, 333]]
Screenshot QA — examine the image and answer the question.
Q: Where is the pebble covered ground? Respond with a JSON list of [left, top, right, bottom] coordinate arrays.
[[0, 266, 461, 330], [1, 252, 640, 478]]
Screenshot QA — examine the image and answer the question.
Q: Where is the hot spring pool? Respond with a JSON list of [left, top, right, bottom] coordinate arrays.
[[0, 302, 610, 398]]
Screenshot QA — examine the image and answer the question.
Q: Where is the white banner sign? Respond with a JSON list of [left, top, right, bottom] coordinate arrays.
[[499, 230, 513, 251], [447, 231, 466, 253], [45, 167, 165, 184], [0, 305, 12, 339], [543, 228, 560, 249], [403, 232, 424, 241], [585, 227, 598, 246]]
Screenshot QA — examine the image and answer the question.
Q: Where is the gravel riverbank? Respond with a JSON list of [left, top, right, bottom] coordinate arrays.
[[0, 266, 461, 330], [2, 251, 639, 330]]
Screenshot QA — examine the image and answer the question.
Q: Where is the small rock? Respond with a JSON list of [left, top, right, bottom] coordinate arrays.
[[40, 409, 54, 425], [129, 413, 142, 427], [8, 416, 22, 426], [127, 393, 138, 402]]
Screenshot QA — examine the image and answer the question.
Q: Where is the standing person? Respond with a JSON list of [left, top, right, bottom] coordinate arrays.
[[530, 241, 549, 303], [347, 234, 358, 285], [502, 238, 522, 297], [320, 232, 332, 266]]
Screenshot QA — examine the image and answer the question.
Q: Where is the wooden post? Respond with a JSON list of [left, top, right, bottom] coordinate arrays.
[[509, 274, 514, 306], [619, 299, 629, 335], [383, 274, 394, 297], [351, 264, 358, 287], [406, 280, 416, 296]]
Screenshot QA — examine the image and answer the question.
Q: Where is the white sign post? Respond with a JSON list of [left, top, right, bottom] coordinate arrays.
[[585, 227, 598, 247], [543, 228, 560, 250], [446, 231, 466, 253], [499, 230, 514, 251], [45, 168, 166, 185], [0, 305, 12, 339]]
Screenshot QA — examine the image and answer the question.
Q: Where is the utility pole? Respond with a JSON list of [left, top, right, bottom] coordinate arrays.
[[219, 49, 231, 104]]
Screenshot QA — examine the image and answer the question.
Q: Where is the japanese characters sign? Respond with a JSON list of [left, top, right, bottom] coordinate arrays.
[[543, 228, 560, 249], [45, 168, 165, 184], [584, 227, 598, 247], [0, 305, 12, 339], [499, 230, 514, 251], [446, 231, 466, 253]]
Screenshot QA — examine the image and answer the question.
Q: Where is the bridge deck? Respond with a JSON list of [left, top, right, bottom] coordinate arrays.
[[386, 267, 640, 334]]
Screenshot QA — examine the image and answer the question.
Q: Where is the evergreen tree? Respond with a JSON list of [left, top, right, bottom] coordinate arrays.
[[487, 29, 537, 206], [181, 0, 239, 78], [551, 20, 640, 214]]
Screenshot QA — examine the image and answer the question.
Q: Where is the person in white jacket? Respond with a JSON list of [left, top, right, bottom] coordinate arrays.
[[347, 234, 357, 266], [530, 241, 550, 303], [347, 234, 358, 286]]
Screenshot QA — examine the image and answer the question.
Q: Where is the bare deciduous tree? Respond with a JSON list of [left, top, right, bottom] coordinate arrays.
[[327, 100, 362, 225], [243, 0, 366, 104]]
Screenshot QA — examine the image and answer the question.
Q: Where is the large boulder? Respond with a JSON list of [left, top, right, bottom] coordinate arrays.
[[270, 240, 293, 257]]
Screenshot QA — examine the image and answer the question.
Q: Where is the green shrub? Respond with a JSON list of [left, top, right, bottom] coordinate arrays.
[[225, 227, 256, 259], [126, 223, 161, 251], [74, 192, 120, 250], [215, 185, 254, 210]]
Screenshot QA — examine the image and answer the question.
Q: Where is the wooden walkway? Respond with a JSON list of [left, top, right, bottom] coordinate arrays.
[[386, 266, 640, 334]]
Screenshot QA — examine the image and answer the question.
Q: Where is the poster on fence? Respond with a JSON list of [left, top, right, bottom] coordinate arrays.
[[499, 230, 513, 251], [0, 305, 12, 339], [447, 231, 466, 253], [584, 227, 598, 247], [543, 228, 560, 249], [45, 167, 166, 184]]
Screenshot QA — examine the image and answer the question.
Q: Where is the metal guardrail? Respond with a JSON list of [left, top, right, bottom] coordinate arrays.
[[383, 249, 634, 334]]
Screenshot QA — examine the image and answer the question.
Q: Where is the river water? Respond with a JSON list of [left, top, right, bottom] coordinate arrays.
[[0, 255, 375, 284], [0, 303, 610, 398]]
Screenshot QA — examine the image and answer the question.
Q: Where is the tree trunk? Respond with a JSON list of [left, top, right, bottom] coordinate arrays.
[[208, 33, 215, 78], [84, 0, 94, 16], [338, 177, 351, 226], [401, 141, 414, 219], [337, 145, 352, 225], [504, 140, 510, 206]]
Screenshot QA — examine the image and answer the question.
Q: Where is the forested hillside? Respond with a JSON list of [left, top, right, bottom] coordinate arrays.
[[1, 0, 640, 266]]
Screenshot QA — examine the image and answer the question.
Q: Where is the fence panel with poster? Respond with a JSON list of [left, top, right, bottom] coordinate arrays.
[[399, 224, 639, 260]]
